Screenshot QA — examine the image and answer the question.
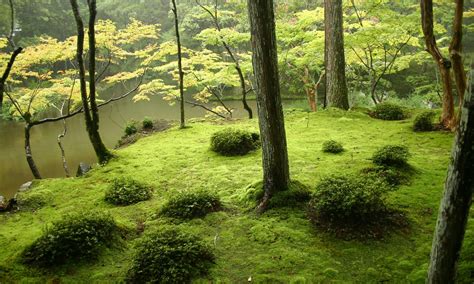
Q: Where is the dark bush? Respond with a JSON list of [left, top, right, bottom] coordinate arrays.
[[105, 178, 153, 206], [210, 128, 261, 156], [124, 121, 138, 136], [371, 103, 406, 121], [21, 213, 118, 267], [126, 228, 215, 283], [413, 111, 436, 132], [372, 145, 410, 167], [160, 191, 221, 219], [142, 117, 154, 130], [309, 175, 389, 223], [322, 140, 344, 153]]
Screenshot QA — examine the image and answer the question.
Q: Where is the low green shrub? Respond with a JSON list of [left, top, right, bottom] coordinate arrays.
[[308, 175, 390, 224], [372, 145, 410, 167], [160, 191, 221, 219], [322, 140, 344, 154], [142, 117, 154, 130], [210, 128, 260, 156], [21, 212, 118, 267], [361, 166, 408, 187], [105, 178, 153, 206], [413, 111, 436, 132], [126, 228, 215, 283], [124, 121, 138, 136], [371, 103, 406, 121]]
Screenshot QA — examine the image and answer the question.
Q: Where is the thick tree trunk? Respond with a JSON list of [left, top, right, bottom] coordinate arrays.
[[421, 0, 456, 130], [24, 124, 41, 179], [427, 85, 474, 283], [450, 0, 467, 112], [324, 0, 349, 110], [171, 0, 186, 129], [0, 47, 22, 111], [247, 0, 290, 213]]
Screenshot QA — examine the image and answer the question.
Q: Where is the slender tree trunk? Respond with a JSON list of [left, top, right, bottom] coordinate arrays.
[[57, 119, 70, 177], [0, 47, 22, 111], [247, 0, 290, 213], [324, 0, 349, 110], [238, 68, 254, 119], [421, 0, 456, 130], [303, 68, 317, 112], [24, 124, 41, 179], [450, 0, 467, 112], [427, 83, 474, 283], [171, 0, 186, 129]]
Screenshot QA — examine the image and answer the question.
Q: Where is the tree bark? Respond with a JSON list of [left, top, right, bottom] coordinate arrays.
[[324, 0, 349, 110], [449, 0, 467, 113], [24, 124, 41, 179], [0, 47, 22, 111], [171, 0, 186, 129], [421, 0, 456, 130], [427, 81, 474, 283], [247, 0, 290, 213]]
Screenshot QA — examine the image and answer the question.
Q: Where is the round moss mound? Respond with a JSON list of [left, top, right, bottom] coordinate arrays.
[[160, 191, 221, 219], [126, 228, 215, 283], [21, 212, 118, 268], [241, 180, 311, 210], [413, 111, 436, 132], [210, 128, 261, 156], [372, 145, 410, 167], [105, 178, 153, 206], [322, 140, 344, 154], [371, 103, 406, 121]]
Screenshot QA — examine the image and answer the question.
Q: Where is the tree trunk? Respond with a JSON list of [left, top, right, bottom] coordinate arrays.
[[25, 124, 41, 179], [450, 0, 467, 112], [427, 83, 474, 283], [247, 0, 290, 213], [421, 0, 456, 130], [0, 47, 22, 111], [303, 67, 317, 112], [171, 0, 186, 129], [324, 0, 349, 110]]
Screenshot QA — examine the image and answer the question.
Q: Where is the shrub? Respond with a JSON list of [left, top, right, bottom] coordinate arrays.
[[160, 191, 221, 219], [21, 213, 118, 267], [308, 175, 390, 223], [413, 111, 436, 132], [372, 145, 410, 167], [371, 103, 406, 121], [210, 128, 261, 156], [105, 178, 153, 206], [241, 180, 311, 209], [322, 140, 344, 154], [124, 121, 138, 136], [361, 166, 408, 187], [126, 228, 215, 283], [142, 117, 154, 130]]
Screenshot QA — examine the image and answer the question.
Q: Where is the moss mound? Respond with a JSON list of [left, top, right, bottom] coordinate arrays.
[[126, 228, 215, 283], [372, 145, 410, 167], [371, 103, 406, 121], [160, 191, 221, 219], [413, 111, 436, 132], [322, 140, 344, 154], [104, 178, 153, 206], [210, 128, 261, 156], [21, 212, 119, 268]]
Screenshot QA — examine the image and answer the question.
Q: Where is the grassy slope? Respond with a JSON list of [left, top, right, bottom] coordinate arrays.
[[1, 109, 473, 283]]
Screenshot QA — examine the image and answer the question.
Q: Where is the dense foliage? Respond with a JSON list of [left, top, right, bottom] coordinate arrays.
[[104, 178, 153, 206], [371, 103, 406, 121], [413, 111, 437, 131], [126, 228, 215, 283], [210, 128, 261, 156], [322, 140, 344, 153], [21, 213, 118, 267], [372, 145, 410, 167], [160, 191, 221, 219]]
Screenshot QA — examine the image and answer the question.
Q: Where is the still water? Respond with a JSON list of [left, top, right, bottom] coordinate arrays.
[[0, 95, 260, 199]]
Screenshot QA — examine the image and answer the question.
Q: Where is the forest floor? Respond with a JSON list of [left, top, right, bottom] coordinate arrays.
[[1, 108, 473, 283]]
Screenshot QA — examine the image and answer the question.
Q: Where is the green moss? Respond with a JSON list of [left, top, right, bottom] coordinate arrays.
[[0, 109, 470, 282]]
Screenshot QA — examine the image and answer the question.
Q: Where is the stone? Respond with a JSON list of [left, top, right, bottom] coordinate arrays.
[[76, 162, 92, 177], [0, 196, 6, 211], [19, 181, 33, 192]]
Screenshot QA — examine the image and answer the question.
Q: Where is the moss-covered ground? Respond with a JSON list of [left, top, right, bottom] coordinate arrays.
[[1, 108, 473, 283]]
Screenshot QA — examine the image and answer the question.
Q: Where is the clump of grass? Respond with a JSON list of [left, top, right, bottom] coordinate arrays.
[[104, 178, 153, 206], [210, 128, 261, 156], [126, 228, 215, 283], [372, 145, 410, 167], [413, 111, 436, 132], [322, 140, 344, 154], [21, 212, 119, 268], [371, 103, 406, 121], [160, 191, 221, 219]]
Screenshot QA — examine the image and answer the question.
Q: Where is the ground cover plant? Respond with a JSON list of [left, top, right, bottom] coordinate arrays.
[[160, 191, 222, 219], [104, 178, 153, 206], [210, 128, 261, 156], [0, 110, 471, 282]]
